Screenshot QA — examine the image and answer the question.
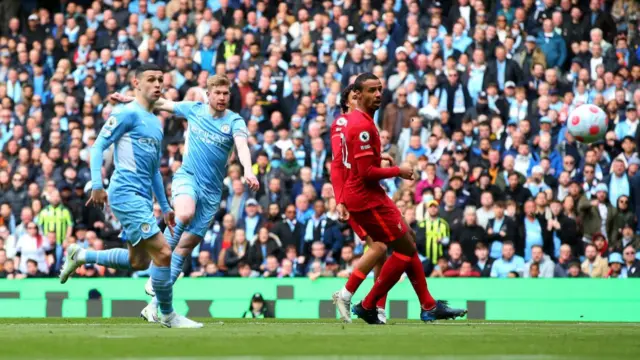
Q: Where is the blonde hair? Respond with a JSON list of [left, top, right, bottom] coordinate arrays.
[[206, 74, 231, 90]]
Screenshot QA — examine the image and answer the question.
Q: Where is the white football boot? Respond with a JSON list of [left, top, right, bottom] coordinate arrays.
[[160, 312, 203, 329], [332, 290, 353, 323]]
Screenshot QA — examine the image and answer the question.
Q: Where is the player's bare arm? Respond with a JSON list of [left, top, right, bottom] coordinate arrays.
[[110, 93, 177, 113], [234, 135, 260, 192]]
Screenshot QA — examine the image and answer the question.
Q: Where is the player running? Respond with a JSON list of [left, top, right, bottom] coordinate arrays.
[[110, 74, 259, 322], [342, 73, 467, 324], [331, 84, 390, 324], [59, 64, 202, 328]]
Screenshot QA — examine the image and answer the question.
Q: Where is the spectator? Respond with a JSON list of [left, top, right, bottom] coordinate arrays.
[[381, 87, 419, 144], [223, 229, 249, 276], [554, 244, 575, 278], [242, 293, 274, 318], [491, 241, 525, 278], [524, 245, 555, 278], [248, 227, 281, 272], [536, 18, 567, 69], [611, 222, 640, 253], [622, 245, 640, 277], [520, 199, 553, 261], [210, 214, 236, 267], [566, 262, 588, 278], [2, 172, 28, 219], [607, 195, 634, 247], [581, 244, 609, 278], [237, 198, 264, 242], [336, 245, 355, 278], [300, 199, 343, 259], [416, 200, 449, 267], [444, 260, 481, 277], [486, 201, 517, 259], [14, 221, 51, 275], [452, 205, 487, 263], [473, 242, 494, 277], [607, 252, 625, 278], [262, 255, 280, 278], [37, 190, 73, 246]]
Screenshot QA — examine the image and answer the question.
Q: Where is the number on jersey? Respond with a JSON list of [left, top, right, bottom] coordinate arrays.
[[340, 133, 351, 169]]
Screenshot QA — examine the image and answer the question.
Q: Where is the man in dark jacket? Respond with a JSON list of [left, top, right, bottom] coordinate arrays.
[[1, 173, 28, 219], [486, 201, 518, 258], [483, 45, 522, 92], [585, 0, 616, 42], [504, 172, 533, 207], [473, 242, 494, 277], [271, 204, 304, 251], [440, 71, 473, 130], [258, 177, 289, 213], [623, 244, 640, 277]]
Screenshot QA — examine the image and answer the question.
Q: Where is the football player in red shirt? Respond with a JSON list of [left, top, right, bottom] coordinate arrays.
[[342, 73, 467, 324], [330, 84, 390, 324]]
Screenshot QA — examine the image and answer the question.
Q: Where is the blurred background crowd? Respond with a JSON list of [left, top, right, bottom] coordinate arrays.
[[1, 0, 640, 281]]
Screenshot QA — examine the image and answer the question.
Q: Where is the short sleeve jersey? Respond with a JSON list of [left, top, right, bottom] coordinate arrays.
[[330, 115, 349, 202], [343, 109, 387, 211], [173, 102, 248, 197], [98, 102, 163, 204]]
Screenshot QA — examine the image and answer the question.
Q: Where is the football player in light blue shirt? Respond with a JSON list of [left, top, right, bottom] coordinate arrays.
[[59, 64, 202, 329], [111, 74, 259, 320]]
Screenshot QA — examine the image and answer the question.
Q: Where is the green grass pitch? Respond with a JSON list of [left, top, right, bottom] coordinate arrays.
[[1, 318, 639, 359]]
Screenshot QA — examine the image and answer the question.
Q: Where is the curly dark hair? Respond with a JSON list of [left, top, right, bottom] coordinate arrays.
[[340, 83, 355, 114]]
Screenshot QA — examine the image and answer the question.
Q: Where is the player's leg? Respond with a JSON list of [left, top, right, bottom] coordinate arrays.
[[147, 199, 212, 314], [60, 203, 149, 283], [352, 203, 466, 323], [138, 231, 202, 328], [333, 231, 387, 323], [372, 247, 389, 323], [145, 176, 197, 296]]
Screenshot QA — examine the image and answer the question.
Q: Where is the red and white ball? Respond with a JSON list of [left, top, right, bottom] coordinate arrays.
[[567, 104, 607, 144]]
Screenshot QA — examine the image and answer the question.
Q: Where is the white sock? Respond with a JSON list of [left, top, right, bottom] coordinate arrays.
[[151, 296, 158, 307], [76, 249, 87, 263], [160, 312, 174, 322], [340, 287, 353, 301]]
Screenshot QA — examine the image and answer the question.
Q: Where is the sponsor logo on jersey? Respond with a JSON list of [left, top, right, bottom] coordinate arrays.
[[105, 116, 117, 129], [141, 223, 151, 233], [220, 124, 231, 134], [361, 144, 371, 150], [359, 131, 370, 142]]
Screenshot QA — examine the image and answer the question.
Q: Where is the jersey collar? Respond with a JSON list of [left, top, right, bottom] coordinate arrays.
[[354, 108, 374, 122]]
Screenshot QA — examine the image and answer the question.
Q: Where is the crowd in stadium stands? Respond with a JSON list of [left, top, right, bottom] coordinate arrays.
[[3, 0, 640, 281]]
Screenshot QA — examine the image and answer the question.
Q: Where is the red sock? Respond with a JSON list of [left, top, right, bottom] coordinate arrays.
[[362, 252, 410, 310], [405, 253, 436, 310], [376, 293, 387, 309], [345, 269, 366, 294]]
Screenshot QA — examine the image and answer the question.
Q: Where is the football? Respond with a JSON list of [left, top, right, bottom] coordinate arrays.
[[566, 104, 608, 144]]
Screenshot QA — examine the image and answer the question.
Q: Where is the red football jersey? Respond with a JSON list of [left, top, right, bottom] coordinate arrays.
[[330, 115, 349, 203], [343, 109, 398, 212]]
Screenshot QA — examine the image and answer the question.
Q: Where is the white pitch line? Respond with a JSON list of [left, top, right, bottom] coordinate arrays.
[[110, 356, 577, 360]]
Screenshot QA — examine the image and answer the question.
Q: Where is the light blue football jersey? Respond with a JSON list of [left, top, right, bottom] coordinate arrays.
[[91, 101, 164, 205], [173, 102, 248, 196]]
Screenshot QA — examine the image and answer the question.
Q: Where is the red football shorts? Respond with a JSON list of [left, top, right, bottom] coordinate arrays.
[[347, 217, 368, 239], [349, 198, 408, 243]]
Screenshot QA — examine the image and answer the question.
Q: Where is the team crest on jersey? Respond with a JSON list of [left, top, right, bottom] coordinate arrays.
[[220, 124, 231, 134], [359, 131, 370, 142], [141, 223, 151, 233], [336, 117, 347, 126]]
